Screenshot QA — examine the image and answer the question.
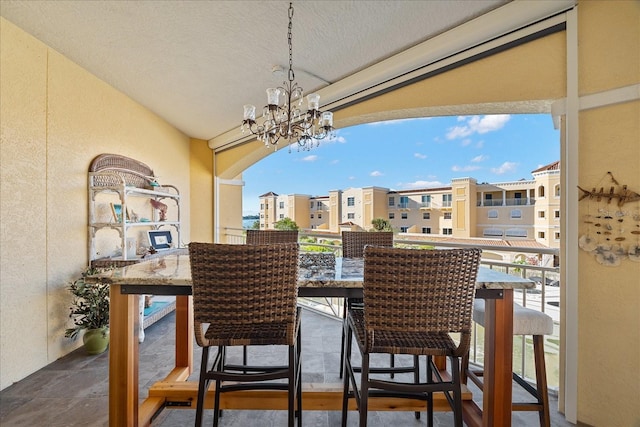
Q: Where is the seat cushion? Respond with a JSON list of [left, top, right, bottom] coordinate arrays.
[[473, 299, 553, 336]]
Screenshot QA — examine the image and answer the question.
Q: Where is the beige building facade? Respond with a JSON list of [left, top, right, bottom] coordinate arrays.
[[259, 162, 561, 249]]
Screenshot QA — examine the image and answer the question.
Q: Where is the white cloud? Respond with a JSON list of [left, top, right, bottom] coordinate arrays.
[[330, 159, 340, 165], [491, 161, 518, 175], [446, 114, 511, 140], [401, 180, 445, 189], [471, 155, 489, 163], [370, 170, 383, 177], [414, 153, 427, 159], [451, 165, 481, 172], [302, 155, 318, 162]]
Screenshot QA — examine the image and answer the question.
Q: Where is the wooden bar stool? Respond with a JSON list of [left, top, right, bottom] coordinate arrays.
[[465, 299, 553, 427]]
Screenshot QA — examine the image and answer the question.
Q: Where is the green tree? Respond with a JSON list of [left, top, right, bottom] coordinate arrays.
[[251, 220, 260, 229], [274, 217, 299, 231], [371, 217, 393, 232]]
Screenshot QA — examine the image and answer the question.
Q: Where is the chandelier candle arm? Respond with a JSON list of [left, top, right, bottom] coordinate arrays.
[[240, 2, 335, 152]]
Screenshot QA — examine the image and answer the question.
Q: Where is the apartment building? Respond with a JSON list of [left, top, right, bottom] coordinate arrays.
[[258, 161, 560, 249]]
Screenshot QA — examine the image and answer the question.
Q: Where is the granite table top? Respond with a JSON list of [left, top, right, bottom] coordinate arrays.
[[87, 250, 534, 291]]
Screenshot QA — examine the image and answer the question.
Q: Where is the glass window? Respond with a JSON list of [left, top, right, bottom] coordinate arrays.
[[422, 227, 431, 234], [401, 213, 408, 219], [538, 231, 546, 239], [347, 197, 355, 206], [279, 201, 284, 209], [423, 212, 430, 220], [554, 210, 560, 218], [511, 209, 522, 219], [310, 201, 314, 208], [444, 212, 452, 220], [442, 228, 453, 235], [538, 210, 546, 218], [388, 196, 395, 207], [347, 213, 355, 219], [442, 194, 452, 207], [483, 228, 503, 237], [399, 196, 409, 208], [400, 226, 409, 233], [310, 214, 314, 219], [389, 213, 395, 219], [318, 213, 322, 219]]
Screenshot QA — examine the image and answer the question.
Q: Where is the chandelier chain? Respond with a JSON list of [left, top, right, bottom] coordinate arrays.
[[288, 3, 295, 82]]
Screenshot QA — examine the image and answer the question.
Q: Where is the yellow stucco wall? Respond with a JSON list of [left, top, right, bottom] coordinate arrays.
[[574, 3, 639, 426], [0, 18, 192, 390], [190, 138, 214, 243]]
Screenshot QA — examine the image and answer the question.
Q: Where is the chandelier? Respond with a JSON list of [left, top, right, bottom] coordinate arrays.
[[241, 2, 335, 151]]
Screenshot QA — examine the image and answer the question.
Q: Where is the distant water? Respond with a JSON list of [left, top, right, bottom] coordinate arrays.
[[242, 218, 257, 229]]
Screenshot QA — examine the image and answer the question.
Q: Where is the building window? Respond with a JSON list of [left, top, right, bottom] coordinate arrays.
[[554, 184, 560, 197], [422, 227, 431, 234], [483, 228, 503, 237], [423, 212, 430, 220], [401, 213, 408, 219], [488, 210, 498, 219], [279, 201, 284, 209], [400, 226, 409, 233], [310, 214, 314, 219], [538, 231, 546, 239], [279, 214, 284, 219], [260, 214, 264, 218], [554, 210, 560, 219], [442, 194, 452, 207], [310, 201, 314, 208], [347, 197, 355, 207], [260, 203, 264, 209], [388, 196, 395, 207], [444, 212, 452, 219], [421, 195, 431, 207], [442, 228, 453, 235], [318, 213, 322, 219], [555, 232, 560, 240], [399, 196, 409, 208], [511, 209, 522, 219], [538, 210, 546, 218], [389, 213, 395, 219], [347, 213, 355, 219], [538, 185, 545, 198], [505, 228, 527, 238]]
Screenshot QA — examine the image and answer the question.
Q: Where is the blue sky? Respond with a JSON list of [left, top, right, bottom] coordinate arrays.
[[242, 114, 559, 216]]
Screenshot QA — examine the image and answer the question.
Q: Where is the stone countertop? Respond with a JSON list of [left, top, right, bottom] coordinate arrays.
[[88, 250, 533, 291]]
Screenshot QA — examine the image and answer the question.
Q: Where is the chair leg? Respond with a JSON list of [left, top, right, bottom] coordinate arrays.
[[450, 356, 464, 427], [341, 320, 353, 427], [426, 355, 434, 427], [195, 346, 210, 427], [360, 353, 370, 427], [296, 325, 303, 427], [213, 346, 225, 427], [533, 335, 551, 427], [339, 300, 347, 379], [413, 355, 421, 419], [288, 344, 295, 427]]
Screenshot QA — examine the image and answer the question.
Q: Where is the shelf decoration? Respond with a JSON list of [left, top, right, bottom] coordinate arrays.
[[578, 172, 640, 266]]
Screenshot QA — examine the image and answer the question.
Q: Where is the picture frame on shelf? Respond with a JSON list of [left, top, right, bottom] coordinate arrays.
[[110, 203, 130, 223], [148, 230, 172, 250]]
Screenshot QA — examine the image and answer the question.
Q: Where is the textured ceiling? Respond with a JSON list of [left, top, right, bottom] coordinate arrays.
[[0, 0, 509, 140]]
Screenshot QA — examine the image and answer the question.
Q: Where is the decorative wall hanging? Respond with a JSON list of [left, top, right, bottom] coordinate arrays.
[[578, 172, 640, 266]]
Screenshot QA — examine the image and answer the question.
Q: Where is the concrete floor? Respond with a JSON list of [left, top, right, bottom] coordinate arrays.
[[0, 308, 575, 426]]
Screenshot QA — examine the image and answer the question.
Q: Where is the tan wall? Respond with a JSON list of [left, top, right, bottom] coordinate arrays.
[[575, 4, 639, 425], [189, 139, 214, 243], [0, 18, 192, 390]]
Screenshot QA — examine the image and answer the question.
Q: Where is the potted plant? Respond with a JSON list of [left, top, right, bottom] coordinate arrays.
[[64, 268, 110, 355]]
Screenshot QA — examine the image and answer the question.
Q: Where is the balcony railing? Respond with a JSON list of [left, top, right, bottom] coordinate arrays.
[[478, 198, 536, 207], [221, 226, 560, 393]]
